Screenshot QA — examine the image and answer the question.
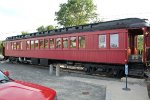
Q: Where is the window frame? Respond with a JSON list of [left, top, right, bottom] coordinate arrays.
[[63, 37, 68, 49], [98, 34, 107, 49], [13, 42, 16, 50], [39, 39, 44, 49], [26, 40, 30, 50], [16, 42, 21, 50], [50, 38, 55, 49], [56, 38, 62, 49], [78, 36, 86, 49], [70, 36, 77, 49], [34, 40, 39, 49], [110, 33, 119, 48], [31, 40, 34, 49], [44, 39, 49, 49]]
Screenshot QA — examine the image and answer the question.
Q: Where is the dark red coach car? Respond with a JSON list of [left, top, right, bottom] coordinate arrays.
[[2, 18, 150, 77]]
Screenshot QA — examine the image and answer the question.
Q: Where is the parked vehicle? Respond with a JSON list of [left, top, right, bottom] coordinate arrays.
[[0, 70, 57, 100], [3, 18, 150, 77]]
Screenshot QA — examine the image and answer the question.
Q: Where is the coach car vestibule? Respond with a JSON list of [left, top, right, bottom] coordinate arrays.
[[128, 28, 150, 64]]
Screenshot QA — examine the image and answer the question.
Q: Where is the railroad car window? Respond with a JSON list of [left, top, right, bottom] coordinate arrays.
[[13, 42, 16, 50], [16, 42, 20, 50], [63, 38, 68, 48], [56, 38, 61, 48], [26, 41, 30, 49], [39, 40, 44, 49], [50, 39, 54, 48], [44, 39, 49, 48], [110, 34, 119, 48], [70, 37, 76, 48], [79, 36, 85, 48], [31, 40, 34, 49], [35, 40, 39, 49], [99, 35, 106, 48]]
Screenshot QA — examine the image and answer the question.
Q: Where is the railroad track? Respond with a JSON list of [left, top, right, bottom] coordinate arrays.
[[62, 68, 115, 78], [54, 65, 119, 79]]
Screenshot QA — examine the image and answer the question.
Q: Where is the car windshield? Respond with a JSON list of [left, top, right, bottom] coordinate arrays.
[[0, 71, 9, 82]]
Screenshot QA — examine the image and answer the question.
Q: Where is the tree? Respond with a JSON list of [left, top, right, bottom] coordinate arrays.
[[21, 31, 28, 35], [45, 25, 55, 31], [36, 25, 46, 32], [37, 25, 57, 32], [55, 0, 98, 27]]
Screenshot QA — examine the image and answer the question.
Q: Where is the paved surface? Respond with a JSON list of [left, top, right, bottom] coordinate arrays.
[[0, 58, 149, 100], [63, 76, 149, 100], [0, 61, 106, 100]]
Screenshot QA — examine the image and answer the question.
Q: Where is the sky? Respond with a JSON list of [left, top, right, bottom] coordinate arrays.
[[0, 0, 150, 40]]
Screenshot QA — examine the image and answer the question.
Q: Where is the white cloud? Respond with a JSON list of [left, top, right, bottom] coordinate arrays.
[[0, 0, 67, 40], [95, 0, 150, 20]]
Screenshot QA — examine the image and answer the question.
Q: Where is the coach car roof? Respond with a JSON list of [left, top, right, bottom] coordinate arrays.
[[6, 18, 150, 41]]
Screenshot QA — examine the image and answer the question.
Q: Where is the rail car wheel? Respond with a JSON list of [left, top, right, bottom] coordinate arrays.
[[84, 64, 94, 75], [84, 67, 88, 73], [112, 69, 117, 77], [8, 57, 16, 63], [84, 66, 91, 74], [118, 70, 124, 77], [89, 67, 95, 74], [112, 69, 124, 78], [112, 69, 120, 78]]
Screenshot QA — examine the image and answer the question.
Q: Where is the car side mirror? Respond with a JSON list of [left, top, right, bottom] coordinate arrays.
[[4, 71, 9, 77]]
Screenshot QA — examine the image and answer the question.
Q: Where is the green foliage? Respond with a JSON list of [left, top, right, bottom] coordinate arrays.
[[45, 25, 55, 31], [36, 25, 46, 32], [138, 35, 143, 50], [21, 31, 28, 35], [55, 0, 98, 27], [36, 25, 56, 32]]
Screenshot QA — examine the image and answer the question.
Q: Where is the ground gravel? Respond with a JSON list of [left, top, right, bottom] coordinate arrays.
[[0, 61, 106, 100]]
